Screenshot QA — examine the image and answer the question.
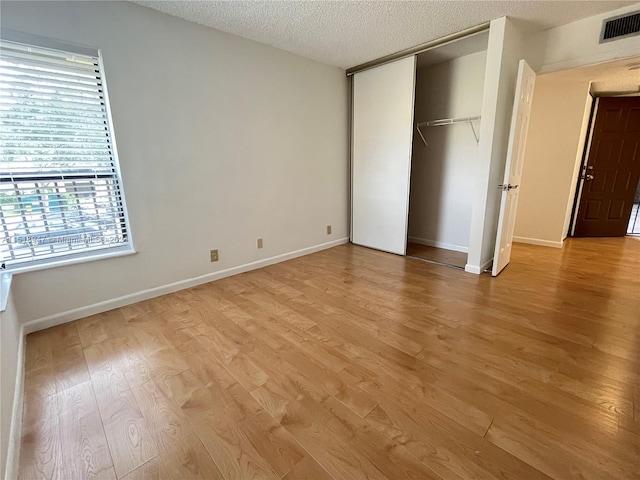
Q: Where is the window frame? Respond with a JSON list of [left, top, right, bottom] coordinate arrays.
[[0, 30, 135, 274]]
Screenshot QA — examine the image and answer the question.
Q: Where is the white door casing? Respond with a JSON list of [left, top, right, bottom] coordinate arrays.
[[492, 59, 536, 276], [352, 56, 416, 255]]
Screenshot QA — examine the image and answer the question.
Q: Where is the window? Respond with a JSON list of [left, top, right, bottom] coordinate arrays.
[[0, 33, 132, 272]]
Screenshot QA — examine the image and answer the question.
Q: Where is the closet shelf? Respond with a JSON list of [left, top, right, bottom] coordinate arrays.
[[416, 115, 481, 146]]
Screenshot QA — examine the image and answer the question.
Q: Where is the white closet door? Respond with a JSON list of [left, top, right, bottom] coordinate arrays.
[[352, 56, 416, 255]]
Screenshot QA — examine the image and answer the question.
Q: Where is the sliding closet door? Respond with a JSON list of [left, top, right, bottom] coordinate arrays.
[[352, 56, 416, 255]]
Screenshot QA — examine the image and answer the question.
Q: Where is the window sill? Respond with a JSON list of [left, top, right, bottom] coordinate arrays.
[[4, 246, 136, 275], [1, 272, 12, 312]]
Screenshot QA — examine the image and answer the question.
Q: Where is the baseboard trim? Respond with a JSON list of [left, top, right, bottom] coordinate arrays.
[[22, 237, 349, 335], [4, 325, 25, 480], [407, 236, 468, 253], [513, 236, 563, 249], [465, 257, 493, 275]]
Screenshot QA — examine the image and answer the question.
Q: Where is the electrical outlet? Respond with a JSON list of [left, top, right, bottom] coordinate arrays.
[[257, 238, 263, 249], [327, 225, 332, 235], [210, 249, 218, 262]]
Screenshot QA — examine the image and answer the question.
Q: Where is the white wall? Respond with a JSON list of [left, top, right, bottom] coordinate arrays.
[[514, 77, 592, 246], [408, 51, 487, 252], [1, 1, 349, 324], [1, 285, 21, 480], [534, 2, 640, 73]]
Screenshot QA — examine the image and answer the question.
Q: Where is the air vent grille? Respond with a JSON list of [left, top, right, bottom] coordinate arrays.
[[600, 11, 640, 43]]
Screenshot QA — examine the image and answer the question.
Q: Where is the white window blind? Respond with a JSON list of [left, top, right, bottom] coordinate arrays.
[[0, 37, 132, 271]]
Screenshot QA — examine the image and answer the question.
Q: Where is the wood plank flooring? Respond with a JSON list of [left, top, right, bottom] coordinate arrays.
[[406, 243, 467, 268], [18, 237, 640, 480]]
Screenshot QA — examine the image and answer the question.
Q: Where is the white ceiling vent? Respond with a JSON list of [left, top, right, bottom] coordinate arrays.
[[600, 11, 640, 43]]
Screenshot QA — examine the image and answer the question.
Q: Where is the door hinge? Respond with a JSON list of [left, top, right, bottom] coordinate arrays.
[[497, 184, 519, 191]]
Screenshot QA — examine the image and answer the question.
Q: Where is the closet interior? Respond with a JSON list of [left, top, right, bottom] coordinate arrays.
[[407, 32, 489, 269]]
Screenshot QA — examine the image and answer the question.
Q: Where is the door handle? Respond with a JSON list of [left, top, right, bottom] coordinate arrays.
[[581, 165, 594, 180], [498, 184, 519, 191]]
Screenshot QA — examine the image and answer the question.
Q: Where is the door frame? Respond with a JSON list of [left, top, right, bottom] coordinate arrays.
[[568, 95, 640, 236], [568, 96, 599, 236]]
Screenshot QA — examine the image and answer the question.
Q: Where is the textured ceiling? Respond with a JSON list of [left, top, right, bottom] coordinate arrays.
[[547, 55, 640, 93], [131, 1, 636, 69]]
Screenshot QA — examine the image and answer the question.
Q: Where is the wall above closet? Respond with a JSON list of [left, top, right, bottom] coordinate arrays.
[[416, 30, 489, 69]]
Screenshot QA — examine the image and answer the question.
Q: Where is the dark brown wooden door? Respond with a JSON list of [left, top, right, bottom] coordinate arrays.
[[574, 96, 640, 237]]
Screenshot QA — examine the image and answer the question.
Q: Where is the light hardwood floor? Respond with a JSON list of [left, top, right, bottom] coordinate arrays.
[[18, 237, 640, 480], [406, 243, 467, 269]]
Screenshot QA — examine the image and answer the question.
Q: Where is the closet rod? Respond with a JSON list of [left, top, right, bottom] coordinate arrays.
[[416, 115, 481, 146], [417, 115, 481, 127]]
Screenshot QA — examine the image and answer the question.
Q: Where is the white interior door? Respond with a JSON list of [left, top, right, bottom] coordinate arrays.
[[492, 59, 536, 276], [352, 56, 416, 255]]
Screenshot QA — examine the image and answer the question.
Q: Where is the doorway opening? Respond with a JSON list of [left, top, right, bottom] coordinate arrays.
[[406, 32, 488, 270], [570, 96, 640, 238], [513, 55, 640, 248]]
